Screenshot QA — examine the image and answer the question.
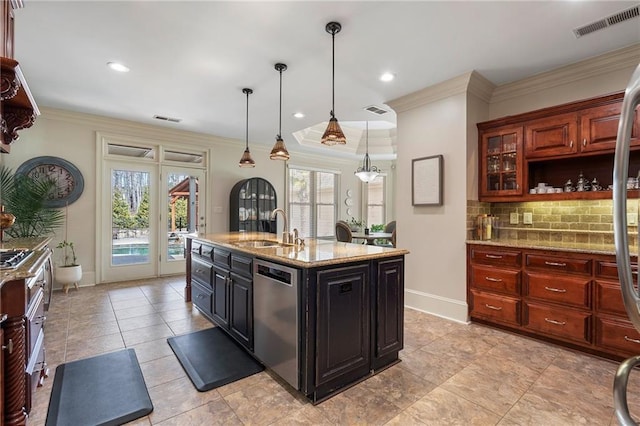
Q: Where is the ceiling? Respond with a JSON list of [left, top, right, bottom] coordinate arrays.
[[12, 1, 640, 160]]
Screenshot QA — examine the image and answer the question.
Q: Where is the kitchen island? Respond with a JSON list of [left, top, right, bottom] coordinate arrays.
[[185, 232, 409, 403]]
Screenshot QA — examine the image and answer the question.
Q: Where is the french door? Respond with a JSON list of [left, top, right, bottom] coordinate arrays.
[[100, 161, 207, 283]]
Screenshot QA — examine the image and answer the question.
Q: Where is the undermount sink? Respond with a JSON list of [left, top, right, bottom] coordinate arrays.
[[233, 240, 285, 248]]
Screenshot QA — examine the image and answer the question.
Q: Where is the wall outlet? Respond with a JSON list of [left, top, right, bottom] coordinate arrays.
[[509, 212, 519, 225], [628, 212, 638, 225], [523, 212, 533, 225]]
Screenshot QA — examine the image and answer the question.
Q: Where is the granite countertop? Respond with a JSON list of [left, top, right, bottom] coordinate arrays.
[[466, 238, 635, 256], [0, 237, 52, 285], [191, 232, 409, 268]]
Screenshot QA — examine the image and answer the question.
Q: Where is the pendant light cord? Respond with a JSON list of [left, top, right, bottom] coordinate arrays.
[[245, 90, 249, 149], [278, 68, 283, 138], [331, 30, 335, 118]]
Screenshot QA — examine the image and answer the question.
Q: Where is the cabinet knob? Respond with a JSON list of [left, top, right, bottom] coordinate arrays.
[[570, 140, 574, 148], [35, 315, 47, 325], [582, 138, 587, 147], [0, 313, 6, 324], [2, 338, 13, 354]]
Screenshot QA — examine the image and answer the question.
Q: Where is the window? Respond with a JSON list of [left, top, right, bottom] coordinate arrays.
[[365, 175, 386, 228], [288, 167, 338, 238]]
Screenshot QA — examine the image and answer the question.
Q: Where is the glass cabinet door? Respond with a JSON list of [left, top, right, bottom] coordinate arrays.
[[230, 178, 277, 232], [480, 127, 523, 197]]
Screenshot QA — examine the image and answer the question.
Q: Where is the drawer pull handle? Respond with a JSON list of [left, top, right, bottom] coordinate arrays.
[[544, 318, 566, 326], [196, 294, 204, 299], [485, 277, 503, 282], [582, 138, 587, 147], [2, 338, 13, 354], [35, 315, 47, 325], [624, 336, 640, 344], [485, 254, 503, 259], [485, 304, 502, 311], [544, 261, 567, 267], [544, 286, 567, 293], [0, 313, 6, 324], [570, 140, 574, 148]]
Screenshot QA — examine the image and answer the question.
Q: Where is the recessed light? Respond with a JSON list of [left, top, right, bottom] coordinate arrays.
[[380, 72, 394, 82], [293, 112, 305, 119], [107, 62, 130, 72]]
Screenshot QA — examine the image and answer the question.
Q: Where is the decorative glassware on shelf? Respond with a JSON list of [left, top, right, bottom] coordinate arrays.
[[576, 171, 590, 192]]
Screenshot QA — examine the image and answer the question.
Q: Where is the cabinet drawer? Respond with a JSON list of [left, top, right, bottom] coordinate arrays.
[[524, 272, 591, 308], [470, 265, 520, 295], [231, 253, 252, 278], [191, 258, 213, 288], [470, 247, 521, 267], [594, 280, 635, 316], [191, 241, 213, 261], [213, 248, 231, 268], [595, 316, 640, 355], [595, 260, 637, 279], [524, 302, 590, 344], [26, 287, 45, 356], [192, 281, 213, 315], [470, 290, 520, 326], [525, 254, 591, 275]]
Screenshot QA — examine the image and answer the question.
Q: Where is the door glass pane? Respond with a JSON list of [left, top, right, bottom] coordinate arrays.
[[167, 172, 197, 262], [111, 169, 151, 265]]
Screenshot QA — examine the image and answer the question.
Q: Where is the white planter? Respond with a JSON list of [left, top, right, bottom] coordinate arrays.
[[55, 265, 82, 293]]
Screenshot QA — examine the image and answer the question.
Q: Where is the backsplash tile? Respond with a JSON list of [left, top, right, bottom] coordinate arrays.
[[466, 199, 639, 246]]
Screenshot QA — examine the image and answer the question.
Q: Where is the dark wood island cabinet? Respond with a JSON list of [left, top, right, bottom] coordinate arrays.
[[186, 233, 407, 403]]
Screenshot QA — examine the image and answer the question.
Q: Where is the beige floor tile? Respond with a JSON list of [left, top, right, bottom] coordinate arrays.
[[68, 309, 117, 326], [356, 366, 437, 410], [223, 376, 305, 425], [64, 332, 125, 361], [404, 387, 502, 425], [108, 287, 146, 301], [66, 319, 120, 340], [114, 304, 158, 320], [159, 306, 197, 322], [122, 323, 175, 346], [154, 398, 243, 425], [118, 313, 166, 332], [130, 337, 175, 364], [111, 296, 153, 311], [215, 370, 275, 397], [145, 291, 184, 304], [147, 376, 222, 423], [166, 316, 213, 335], [140, 355, 187, 388], [399, 348, 467, 385]]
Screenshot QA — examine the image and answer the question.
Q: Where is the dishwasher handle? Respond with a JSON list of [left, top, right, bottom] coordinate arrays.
[[255, 263, 293, 286]]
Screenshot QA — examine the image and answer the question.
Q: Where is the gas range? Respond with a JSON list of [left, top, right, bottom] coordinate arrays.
[[0, 249, 34, 270]]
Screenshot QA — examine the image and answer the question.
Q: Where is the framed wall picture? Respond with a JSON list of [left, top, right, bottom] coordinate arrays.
[[412, 155, 443, 206]]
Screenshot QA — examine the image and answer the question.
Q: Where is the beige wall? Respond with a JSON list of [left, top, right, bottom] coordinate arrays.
[[3, 108, 381, 287], [390, 44, 639, 323]]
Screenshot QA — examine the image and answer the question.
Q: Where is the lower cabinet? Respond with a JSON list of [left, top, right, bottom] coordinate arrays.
[[468, 243, 640, 360], [315, 264, 370, 387], [188, 240, 253, 351], [229, 272, 253, 350], [374, 258, 404, 367]]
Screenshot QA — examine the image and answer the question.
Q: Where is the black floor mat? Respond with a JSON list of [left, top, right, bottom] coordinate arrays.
[[46, 349, 153, 426], [167, 327, 264, 392]]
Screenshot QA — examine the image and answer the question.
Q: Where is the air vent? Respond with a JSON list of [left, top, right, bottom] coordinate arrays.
[[153, 115, 182, 123], [573, 5, 639, 38], [364, 105, 388, 115]]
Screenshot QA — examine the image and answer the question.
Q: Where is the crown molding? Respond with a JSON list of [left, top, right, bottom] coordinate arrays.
[[491, 43, 640, 104], [467, 71, 496, 103], [387, 71, 476, 113]]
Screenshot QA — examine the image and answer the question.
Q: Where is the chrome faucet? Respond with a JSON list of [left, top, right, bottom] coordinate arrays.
[[270, 208, 292, 244]]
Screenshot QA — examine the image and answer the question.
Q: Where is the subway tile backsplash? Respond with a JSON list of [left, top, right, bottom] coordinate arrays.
[[466, 199, 638, 246]]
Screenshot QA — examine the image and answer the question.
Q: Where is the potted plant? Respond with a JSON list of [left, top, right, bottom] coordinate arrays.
[[349, 217, 366, 232], [55, 205, 82, 293]]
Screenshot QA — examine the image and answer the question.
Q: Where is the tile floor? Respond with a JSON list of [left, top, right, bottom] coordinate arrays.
[[27, 276, 640, 425]]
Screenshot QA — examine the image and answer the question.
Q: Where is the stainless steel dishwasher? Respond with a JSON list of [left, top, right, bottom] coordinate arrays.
[[253, 259, 299, 389]]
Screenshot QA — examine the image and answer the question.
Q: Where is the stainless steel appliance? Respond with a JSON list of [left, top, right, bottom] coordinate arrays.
[[0, 249, 33, 269], [612, 62, 640, 426], [253, 259, 299, 388]]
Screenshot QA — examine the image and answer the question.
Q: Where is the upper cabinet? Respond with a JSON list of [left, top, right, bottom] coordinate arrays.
[[229, 178, 277, 233], [1, 0, 39, 153], [480, 126, 524, 198], [478, 92, 640, 202]]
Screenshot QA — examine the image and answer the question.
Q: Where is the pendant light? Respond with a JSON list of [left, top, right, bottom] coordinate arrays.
[[321, 21, 346, 146], [239, 88, 256, 168], [355, 121, 380, 183], [270, 63, 290, 161]]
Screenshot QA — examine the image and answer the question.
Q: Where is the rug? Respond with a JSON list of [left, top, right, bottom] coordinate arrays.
[[45, 348, 153, 426], [167, 327, 264, 392]]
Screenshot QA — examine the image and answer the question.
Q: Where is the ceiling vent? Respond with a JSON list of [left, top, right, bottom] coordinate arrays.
[[573, 5, 639, 38], [153, 115, 181, 123], [364, 105, 388, 115]]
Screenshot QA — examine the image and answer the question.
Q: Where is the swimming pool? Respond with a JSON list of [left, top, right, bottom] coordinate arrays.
[[112, 243, 184, 257]]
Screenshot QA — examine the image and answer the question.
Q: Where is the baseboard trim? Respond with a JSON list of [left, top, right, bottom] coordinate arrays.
[[405, 288, 469, 323]]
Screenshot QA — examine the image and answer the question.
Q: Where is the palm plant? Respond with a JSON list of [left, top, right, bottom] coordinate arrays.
[[0, 164, 64, 238]]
